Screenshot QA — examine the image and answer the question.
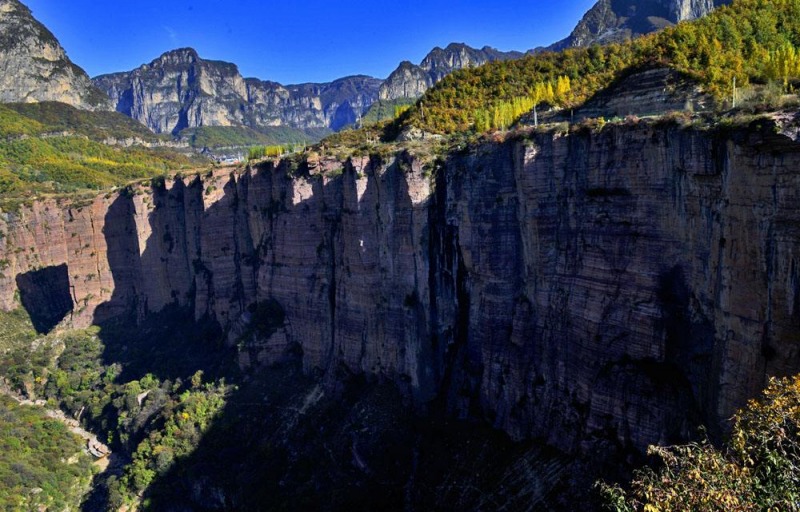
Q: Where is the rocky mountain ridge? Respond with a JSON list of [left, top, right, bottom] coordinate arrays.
[[550, 0, 732, 49], [0, 0, 110, 110], [93, 48, 382, 136], [378, 43, 523, 101], [0, 0, 729, 139]]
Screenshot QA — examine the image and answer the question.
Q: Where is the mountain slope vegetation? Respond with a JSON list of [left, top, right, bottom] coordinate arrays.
[[3, 102, 167, 142], [396, 0, 800, 134], [601, 374, 800, 511], [0, 396, 95, 511], [0, 103, 203, 198]]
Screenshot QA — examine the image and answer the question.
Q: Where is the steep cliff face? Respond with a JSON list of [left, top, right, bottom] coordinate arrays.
[[379, 43, 523, 101], [2, 118, 800, 460], [550, 0, 731, 49], [0, 0, 110, 109], [93, 49, 382, 135]]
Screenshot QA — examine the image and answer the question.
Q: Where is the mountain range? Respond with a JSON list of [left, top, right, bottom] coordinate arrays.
[[1, 0, 730, 142], [93, 48, 382, 137]]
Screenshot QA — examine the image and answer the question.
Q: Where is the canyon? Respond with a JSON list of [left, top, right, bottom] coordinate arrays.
[[2, 115, 799, 477], [0, 0, 796, 508]]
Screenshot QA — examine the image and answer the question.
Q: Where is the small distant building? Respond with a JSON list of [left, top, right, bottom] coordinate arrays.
[[87, 439, 111, 459], [199, 147, 244, 165]]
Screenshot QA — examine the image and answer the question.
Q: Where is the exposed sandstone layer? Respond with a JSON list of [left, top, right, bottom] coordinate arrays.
[[2, 119, 800, 459]]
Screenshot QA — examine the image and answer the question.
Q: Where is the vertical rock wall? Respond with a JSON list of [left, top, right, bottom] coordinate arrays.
[[1, 121, 799, 457]]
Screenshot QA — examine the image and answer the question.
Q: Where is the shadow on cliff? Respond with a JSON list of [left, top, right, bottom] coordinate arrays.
[[90, 184, 238, 385], [16, 264, 73, 334], [137, 364, 574, 512], [79, 157, 588, 511], [80, 181, 242, 511]]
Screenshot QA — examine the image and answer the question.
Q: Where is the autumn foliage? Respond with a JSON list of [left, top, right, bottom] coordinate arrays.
[[400, 0, 800, 134], [600, 375, 800, 511]]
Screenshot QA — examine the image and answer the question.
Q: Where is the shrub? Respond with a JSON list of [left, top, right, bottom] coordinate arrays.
[[599, 375, 800, 511]]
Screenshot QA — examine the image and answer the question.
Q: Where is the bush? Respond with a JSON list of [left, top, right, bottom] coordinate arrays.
[[600, 375, 800, 511]]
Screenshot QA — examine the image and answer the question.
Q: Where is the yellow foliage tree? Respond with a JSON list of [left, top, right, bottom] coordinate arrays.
[[556, 75, 572, 104], [765, 42, 800, 88], [600, 374, 800, 511]]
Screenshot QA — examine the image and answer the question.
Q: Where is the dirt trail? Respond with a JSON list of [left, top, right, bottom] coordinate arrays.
[[0, 387, 119, 472]]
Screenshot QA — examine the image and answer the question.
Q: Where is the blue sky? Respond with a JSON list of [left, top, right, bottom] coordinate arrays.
[[23, 0, 597, 84]]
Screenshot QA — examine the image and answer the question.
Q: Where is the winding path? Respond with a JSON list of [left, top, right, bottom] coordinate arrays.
[[0, 386, 118, 472]]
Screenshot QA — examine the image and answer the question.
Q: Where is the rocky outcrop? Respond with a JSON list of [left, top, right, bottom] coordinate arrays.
[[0, 0, 111, 109], [379, 43, 523, 101], [572, 67, 711, 119], [550, 0, 732, 50], [524, 67, 712, 124], [93, 48, 382, 135], [2, 117, 800, 462]]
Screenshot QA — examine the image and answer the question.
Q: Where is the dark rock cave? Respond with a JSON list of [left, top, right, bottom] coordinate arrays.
[[15, 264, 73, 334]]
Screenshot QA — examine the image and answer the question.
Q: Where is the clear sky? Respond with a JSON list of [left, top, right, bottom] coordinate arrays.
[[22, 0, 597, 85]]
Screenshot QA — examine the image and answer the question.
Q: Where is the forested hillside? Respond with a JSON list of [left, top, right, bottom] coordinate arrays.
[[397, 0, 800, 134], [0, 104, 203, 199]]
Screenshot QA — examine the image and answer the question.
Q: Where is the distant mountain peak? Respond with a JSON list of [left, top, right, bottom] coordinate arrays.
[[168, 47, 199, 57], [551, 0, 731, 50], [130, 47, 241, 78], [379, 43, 522, 101], [0, 0, 110, 109], [154, 47, 201, 64]]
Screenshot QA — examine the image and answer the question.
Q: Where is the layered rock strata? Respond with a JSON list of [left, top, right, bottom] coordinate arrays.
[[2, 119, 800, 459]]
